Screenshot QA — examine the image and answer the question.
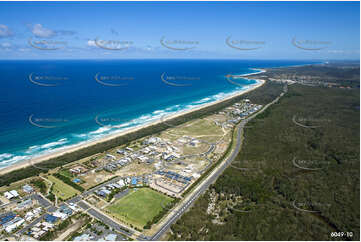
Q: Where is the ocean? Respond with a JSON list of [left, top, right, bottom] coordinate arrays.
[[0, 59, 317, 168]]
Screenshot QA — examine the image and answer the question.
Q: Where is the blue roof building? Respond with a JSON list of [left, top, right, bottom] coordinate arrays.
[[44, 214, 58, 224], [59, 205, 73, 215], [0, 212, 16, 225], [131, 177, 137, 185], [96, 190, 106, 197]]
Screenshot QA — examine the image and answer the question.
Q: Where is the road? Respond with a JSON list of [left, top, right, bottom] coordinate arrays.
[[150, 85, 287, 240], [77, 200, 133, 237], [16, 193, 53, 235], [66, 176, 143, 239], [15, 85, 286, 241]]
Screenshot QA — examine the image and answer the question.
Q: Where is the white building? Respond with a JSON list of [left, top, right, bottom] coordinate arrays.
[[10, 190, 19, 197], [53, 211, 68, 220], [4, 191, 14, 199]]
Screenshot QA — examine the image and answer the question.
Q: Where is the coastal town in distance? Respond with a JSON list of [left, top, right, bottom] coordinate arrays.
[[0, 1, 359, 242]]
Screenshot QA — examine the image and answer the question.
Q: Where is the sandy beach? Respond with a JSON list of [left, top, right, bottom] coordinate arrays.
[[0, 77, 266, 176]]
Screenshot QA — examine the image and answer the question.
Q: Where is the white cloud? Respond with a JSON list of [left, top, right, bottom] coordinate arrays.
[[0, 24, 12, 37], [327, 50, 345, 54], [0, 42, 11, 48], [327, 49, 360, 54], [19, 48, 31, 52], [87, 40, 97, 47], [31, 24, 54, 38]]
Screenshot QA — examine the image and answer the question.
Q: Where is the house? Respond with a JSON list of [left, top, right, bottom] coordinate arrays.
[[33, 207, 42, 215], [138, 155, 148, 163], [164, 154, 177, 161], [73, 233, 93, 241], [53, 211, 68, 220], [69, 168, 81, 174], [4, 191, 14, 200], [68, 203, 80, 212], [31, 226, 41, 232], [113, 183, 121, 189], [0, 212, 16, 226], [106, 184, 115, 190], [25, 211, 34, 222], [96, 190, 106, 197], [142, 147, 151, 154], [44, 214, 58, 224], [118, 179, 125, 187], [23, 184, 34, 194], [143, 137, 161, 145], [4, 190, 19, 199], [10, 190, 19, 198], [4, 217, 24, 233], [131, 177, 137, 186], [17, 199, 33, 209], [42, 222, 54, 229], [117, 149, 126, 154], [102, 189, 111, 195], [103, 234, 118, 241], [106, 154, 116, 160], [59, 205, 73, 216]]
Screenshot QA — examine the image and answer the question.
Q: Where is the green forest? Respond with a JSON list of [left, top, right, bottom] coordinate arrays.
[[169, 83, 360, 241]]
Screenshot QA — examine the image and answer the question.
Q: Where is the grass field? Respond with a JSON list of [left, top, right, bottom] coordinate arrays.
[[106, 188, 173, 228], [178, 119, 223, 136], [48, 175, 80, 200]]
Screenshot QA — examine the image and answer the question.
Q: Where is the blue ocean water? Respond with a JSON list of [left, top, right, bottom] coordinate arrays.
[[0, 59, 317, 168]]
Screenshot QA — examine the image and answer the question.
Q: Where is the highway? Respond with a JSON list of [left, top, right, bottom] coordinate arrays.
[[150, 86, 286, 241]]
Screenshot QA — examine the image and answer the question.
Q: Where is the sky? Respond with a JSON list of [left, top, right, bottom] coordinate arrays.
[[0, 1, 359, 60]]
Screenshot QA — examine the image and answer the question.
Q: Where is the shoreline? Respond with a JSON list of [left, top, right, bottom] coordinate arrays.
[[0, 76, 266, 176], [234, 68, 266, 77]]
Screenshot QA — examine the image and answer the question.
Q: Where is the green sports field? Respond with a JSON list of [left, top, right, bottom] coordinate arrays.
[[106, 188, 173, 228]]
